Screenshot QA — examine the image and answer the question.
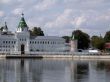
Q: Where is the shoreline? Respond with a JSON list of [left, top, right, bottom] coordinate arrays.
[[0, 54, 110, 60]]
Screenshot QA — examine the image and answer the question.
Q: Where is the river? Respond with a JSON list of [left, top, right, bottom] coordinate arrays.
[[0, 59, 110, 82]]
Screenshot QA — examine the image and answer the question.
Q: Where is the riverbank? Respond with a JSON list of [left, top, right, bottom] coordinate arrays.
[[0, 54, 110, 60]]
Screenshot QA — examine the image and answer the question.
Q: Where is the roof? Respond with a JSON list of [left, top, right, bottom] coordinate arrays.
[[31, 36, 64, 40], [18, 13, 28, 28]]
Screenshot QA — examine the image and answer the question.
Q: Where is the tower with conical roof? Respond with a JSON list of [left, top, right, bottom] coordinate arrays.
[[70, 33, 77, 52], [15, 13, 30, 54], [17, 13, 29, 32]]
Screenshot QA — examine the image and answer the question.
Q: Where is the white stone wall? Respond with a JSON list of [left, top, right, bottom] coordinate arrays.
[[0, 33, 66, 53], [15, 31, 30, 53], [0, 35, 16, 53], [29, 37, 65, 52]]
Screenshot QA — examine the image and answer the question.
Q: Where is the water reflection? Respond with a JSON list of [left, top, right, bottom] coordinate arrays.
[[0, 59, 110, 82], [96, 61, 110, 71], [74, 62, 89, 82]]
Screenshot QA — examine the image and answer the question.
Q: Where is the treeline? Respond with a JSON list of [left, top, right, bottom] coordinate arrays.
[[62, 30, 110, 50]]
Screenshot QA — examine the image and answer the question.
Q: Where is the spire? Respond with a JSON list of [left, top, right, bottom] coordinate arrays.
[[18, 13, 28, 28], [2, 21, 8, 32], [4, 22, 8, 29], [21, 13, 24, 17]]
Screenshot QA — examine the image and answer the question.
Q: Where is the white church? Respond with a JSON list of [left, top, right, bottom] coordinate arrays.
[[0, 14, 77, 54]]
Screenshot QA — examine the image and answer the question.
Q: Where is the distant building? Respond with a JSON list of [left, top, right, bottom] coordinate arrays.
[[0, 14, 68, 54], [105, 43, 110, 51]]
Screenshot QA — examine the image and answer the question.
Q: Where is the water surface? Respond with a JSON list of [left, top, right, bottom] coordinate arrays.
[[0, 59, 110, 82]]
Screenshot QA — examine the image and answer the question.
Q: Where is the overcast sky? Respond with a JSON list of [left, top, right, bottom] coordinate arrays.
[[0, 0, 110, 36]]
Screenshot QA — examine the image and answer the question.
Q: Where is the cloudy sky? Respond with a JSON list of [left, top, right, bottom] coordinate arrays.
[[0, 0, 110, 36]]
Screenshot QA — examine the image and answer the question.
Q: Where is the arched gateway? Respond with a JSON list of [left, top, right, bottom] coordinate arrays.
[[21, 44, 25, 54]]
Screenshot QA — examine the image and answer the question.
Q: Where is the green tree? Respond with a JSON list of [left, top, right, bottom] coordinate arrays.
[[0, 27, 3, 31], [104, 31, 110, 42], [91, 36, 105, 50], [72, 30, 90, 49], [31, 27, 44, 36], [62, 36, 70, 43]]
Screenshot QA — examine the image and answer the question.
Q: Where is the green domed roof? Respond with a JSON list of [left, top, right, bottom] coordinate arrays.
[[18, 13, 28, 28]]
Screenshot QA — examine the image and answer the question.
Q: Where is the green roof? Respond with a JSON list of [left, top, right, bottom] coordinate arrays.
[[18, 16, 28, 28]]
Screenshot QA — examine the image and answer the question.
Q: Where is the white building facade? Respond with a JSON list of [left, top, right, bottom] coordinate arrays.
[[0, 14, 67, 54]]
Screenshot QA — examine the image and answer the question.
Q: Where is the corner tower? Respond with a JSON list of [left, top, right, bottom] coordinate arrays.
[[17, 13, 29, 32], [70, 34, 77, 52]]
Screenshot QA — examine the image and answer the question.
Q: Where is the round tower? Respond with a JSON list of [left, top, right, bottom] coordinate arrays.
[[70, 34, 77, 52]]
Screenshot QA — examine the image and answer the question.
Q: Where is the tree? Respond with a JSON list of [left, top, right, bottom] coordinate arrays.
[[0, 27, 3, 31], [62, 36, 70, 43], [72, 30, 90, 49], [104, 31, 110, 42], [91, 36, 105, 50], [31, 27, 44, 36]]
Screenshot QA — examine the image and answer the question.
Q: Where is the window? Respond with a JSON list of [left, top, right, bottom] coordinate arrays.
[[14, 41, 16, 44], [30, 49, 33, 51], [3, 41, 5, 43], [40, 41, 42, 44]]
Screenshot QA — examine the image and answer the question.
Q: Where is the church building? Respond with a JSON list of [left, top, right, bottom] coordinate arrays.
[[0, 14, 69, 54]]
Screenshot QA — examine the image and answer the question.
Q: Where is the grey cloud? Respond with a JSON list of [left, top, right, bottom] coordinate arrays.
[[0, 0, 110, 36]]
